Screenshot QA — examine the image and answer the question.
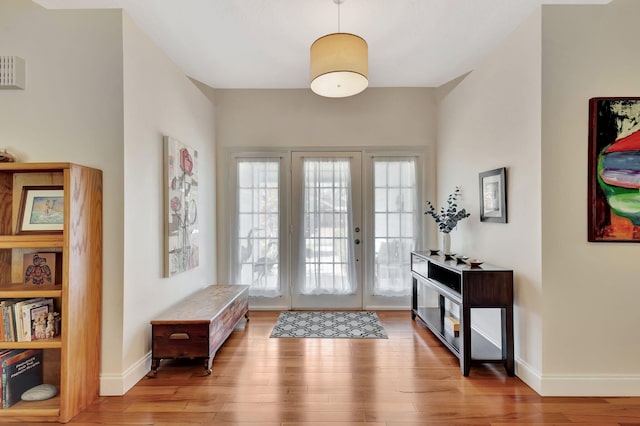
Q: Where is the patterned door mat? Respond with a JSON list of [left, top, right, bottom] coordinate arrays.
[[270, 311, 388, 339]]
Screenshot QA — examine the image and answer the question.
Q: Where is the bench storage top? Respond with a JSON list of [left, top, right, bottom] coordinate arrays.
[[151, 284, 249, 325]]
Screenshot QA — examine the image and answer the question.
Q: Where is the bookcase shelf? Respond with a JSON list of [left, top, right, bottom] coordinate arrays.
[[0, 395, 60, 422], [0, 162, 102, 423], [0, 337, 62, 350], [0, 235, 64, 249], [0, 283, 62, 298]]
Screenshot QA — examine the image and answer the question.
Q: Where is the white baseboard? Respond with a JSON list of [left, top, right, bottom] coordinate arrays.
[[100, 351, 151, 396], [540, 374, 640, 396], [248, 305, 288, 310], [364, 304, 411, 310], [514, 357, 542, 394], [470, 326, 543, 394], [486, 346, 640, 397]]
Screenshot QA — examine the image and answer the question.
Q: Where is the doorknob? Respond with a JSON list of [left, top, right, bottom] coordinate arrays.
[[354, 239, 361, 245]]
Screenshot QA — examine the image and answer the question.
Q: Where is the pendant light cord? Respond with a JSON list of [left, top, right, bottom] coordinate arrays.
[[337, 0, 341, 33]]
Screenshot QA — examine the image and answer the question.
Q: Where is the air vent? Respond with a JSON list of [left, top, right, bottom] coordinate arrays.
[[0, 56, 25, 89]]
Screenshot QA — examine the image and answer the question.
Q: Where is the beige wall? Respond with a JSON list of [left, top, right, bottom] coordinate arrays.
[[436, 9, 543, 390], [541, 0, 640, 395], [115, 14, 217, 395], [0, 0, 217, 396], [438, 0, 640, 396], [0, 0, 126, 385], [211, 88, 437, 291]]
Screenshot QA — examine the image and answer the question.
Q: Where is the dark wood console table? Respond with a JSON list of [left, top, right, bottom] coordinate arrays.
[[411, 251, 514, 376]]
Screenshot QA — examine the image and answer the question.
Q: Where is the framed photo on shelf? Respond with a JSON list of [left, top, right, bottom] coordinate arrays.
[[479, 167, 507, 223], [16, 186, 64, 234]]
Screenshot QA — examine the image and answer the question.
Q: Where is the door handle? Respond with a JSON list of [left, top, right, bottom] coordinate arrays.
[[354, 239, 361, 245]]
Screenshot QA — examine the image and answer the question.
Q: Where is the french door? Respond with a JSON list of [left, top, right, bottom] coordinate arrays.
[[230, 150, 422, 310], [290, 152, 363, 309]]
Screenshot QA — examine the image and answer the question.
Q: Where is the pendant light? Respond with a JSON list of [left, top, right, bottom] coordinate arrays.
[[310, 0, 368, 98]]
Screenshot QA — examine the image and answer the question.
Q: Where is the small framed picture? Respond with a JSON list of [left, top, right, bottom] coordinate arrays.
[[23, 252, 62, 285], [16, 186, 64, 234], [479, 167, 507, 223]]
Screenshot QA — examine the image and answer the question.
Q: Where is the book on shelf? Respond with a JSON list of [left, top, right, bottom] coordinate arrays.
[[1, 349, 43, 409], [1, 301, 19, 343], [0, 308, 5, 342], [22, 252, 62, 286], [21, 299, 54, 342], [0, 351, 14, 408], [444, 316, 460, 337], [0, 298, 56, 342], [12, 298, 43, 342]]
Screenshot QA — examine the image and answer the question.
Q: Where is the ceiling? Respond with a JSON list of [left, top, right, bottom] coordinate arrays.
[[33, 0, 610, 90]]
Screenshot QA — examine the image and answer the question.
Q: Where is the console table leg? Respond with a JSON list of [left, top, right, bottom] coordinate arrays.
[[461, 306, 472, 376], [502, 306, 515, 376]]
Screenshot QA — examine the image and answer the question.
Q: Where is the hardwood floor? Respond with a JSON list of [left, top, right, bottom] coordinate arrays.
[[69, 311, 640, 425]]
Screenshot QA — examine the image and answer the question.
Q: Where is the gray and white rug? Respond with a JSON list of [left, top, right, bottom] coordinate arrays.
[[270, 311, 388, 339]]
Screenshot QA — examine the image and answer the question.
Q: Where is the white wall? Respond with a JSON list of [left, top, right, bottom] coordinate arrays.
[[436, 10, 543, 390], [0, 0, 217, 396], [438, 0, 640, 396], [0, 0, 126, 385], [540, 0, 640, 395], [105, 14, 217, 395], [211, 88, 437, 292]]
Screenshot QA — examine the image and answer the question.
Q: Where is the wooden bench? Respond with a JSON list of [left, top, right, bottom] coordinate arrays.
[[150, 284, 249, 375]]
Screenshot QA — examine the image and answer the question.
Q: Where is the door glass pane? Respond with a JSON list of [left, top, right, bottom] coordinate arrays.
[[373, 159, 417, 296], [235, 160, 280, 297], [298, 159, 356, 295]]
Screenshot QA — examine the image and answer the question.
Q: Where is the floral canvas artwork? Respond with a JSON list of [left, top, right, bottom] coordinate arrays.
[[164, 136, 199, 276]]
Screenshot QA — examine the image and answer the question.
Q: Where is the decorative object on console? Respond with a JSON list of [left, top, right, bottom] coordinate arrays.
[[588, 98, 640, 242], [424, 186, 470, 253], [163, 135, 200, 276], [466, 259, 483, 267], [441, 232, 451, 255], [479, 167, 507, 223], [0, 149, 16, 162], [16, 186, 64, 234]]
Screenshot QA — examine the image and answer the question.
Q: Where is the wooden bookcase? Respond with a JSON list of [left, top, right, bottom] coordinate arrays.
[[0, 162, 102, 423]]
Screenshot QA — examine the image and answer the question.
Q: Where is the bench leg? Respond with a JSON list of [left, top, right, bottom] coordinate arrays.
[[204, 357, 213, 375], [151, 358, 161, 375]]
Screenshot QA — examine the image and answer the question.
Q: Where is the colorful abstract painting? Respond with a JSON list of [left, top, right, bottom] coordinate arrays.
[[588, 98, 640, 242], [164, 136, 199, 276]]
